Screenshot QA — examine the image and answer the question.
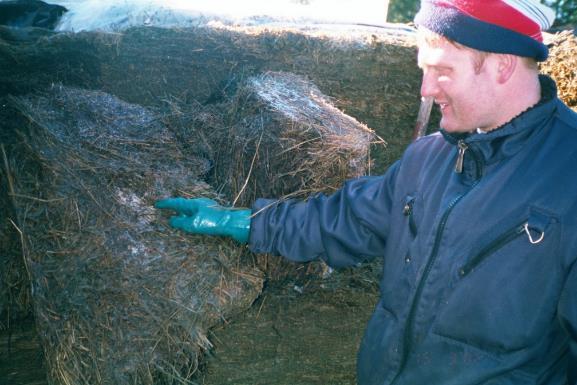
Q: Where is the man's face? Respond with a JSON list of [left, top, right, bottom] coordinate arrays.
[[418, 39, 498, 133]]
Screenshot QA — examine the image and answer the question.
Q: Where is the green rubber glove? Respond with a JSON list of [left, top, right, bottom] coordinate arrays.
[[155, 197, 251, 244]]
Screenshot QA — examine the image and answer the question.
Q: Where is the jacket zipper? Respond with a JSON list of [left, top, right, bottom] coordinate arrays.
[[403, 197, 417, 236], [455, 140, 468, 173], [459, 221, 526, 277], [391, 179, 479, 384]]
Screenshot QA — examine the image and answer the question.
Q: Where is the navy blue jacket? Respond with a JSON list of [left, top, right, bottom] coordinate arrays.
[[249, 76, 577, 385]]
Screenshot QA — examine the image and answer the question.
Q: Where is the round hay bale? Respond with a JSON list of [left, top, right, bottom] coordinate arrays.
[[4, 86, 263, 385]]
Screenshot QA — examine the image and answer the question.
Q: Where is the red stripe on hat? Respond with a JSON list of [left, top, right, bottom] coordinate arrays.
[[435, 0, 543, 42]]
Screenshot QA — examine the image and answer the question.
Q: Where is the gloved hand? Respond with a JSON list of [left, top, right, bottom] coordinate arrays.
[[155, 197, 251, 244]]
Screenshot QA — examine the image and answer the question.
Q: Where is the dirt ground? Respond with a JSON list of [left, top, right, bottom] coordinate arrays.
[[0, 263, 381, 385], [200, 263, 381, 385]]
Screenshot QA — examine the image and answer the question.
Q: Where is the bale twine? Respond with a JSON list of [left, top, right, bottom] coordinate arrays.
[[3, 85, 263, 385], [540, 30, 577, 111]]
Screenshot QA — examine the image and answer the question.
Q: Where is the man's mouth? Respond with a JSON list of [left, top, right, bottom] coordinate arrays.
[[438, 102, 449, 112]]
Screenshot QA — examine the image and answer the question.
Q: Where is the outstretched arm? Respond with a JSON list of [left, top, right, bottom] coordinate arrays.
[[249, 162, 400, 268]]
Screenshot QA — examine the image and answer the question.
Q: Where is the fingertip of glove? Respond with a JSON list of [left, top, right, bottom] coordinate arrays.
[[195, 197, 218, 207], [155, 197, 185, 209], [168, 214, 183, 225]]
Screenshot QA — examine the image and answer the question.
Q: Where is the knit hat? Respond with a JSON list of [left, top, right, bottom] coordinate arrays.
[[414, 0, 556, 61]]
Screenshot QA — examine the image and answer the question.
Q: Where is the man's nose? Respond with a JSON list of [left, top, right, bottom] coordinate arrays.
[[420, 72, 438, 98]]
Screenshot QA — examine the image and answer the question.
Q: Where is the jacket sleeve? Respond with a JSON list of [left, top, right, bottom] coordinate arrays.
[[559, 259, 577, 383], [248, 161, 400, 268]]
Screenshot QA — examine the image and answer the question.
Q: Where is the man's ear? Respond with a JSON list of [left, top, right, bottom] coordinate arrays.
[[496, 54, 517, 84]]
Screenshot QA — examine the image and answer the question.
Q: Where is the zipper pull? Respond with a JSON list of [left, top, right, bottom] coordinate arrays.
[[455, 140, 468, 173]]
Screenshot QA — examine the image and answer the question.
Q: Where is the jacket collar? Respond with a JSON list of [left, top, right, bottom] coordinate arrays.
[[441, 75, 558, 180]]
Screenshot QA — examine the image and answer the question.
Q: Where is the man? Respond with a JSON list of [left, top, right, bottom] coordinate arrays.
[[157, 0, 577, 383]]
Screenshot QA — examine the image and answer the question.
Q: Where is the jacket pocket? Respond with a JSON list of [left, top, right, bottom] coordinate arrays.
[[458, 208, 552, 277], [433, 207, 561, 355]]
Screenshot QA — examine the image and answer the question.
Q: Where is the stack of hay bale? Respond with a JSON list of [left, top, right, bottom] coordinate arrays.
[[0, 23, 421, 167], [0, 65, 375, 383]]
